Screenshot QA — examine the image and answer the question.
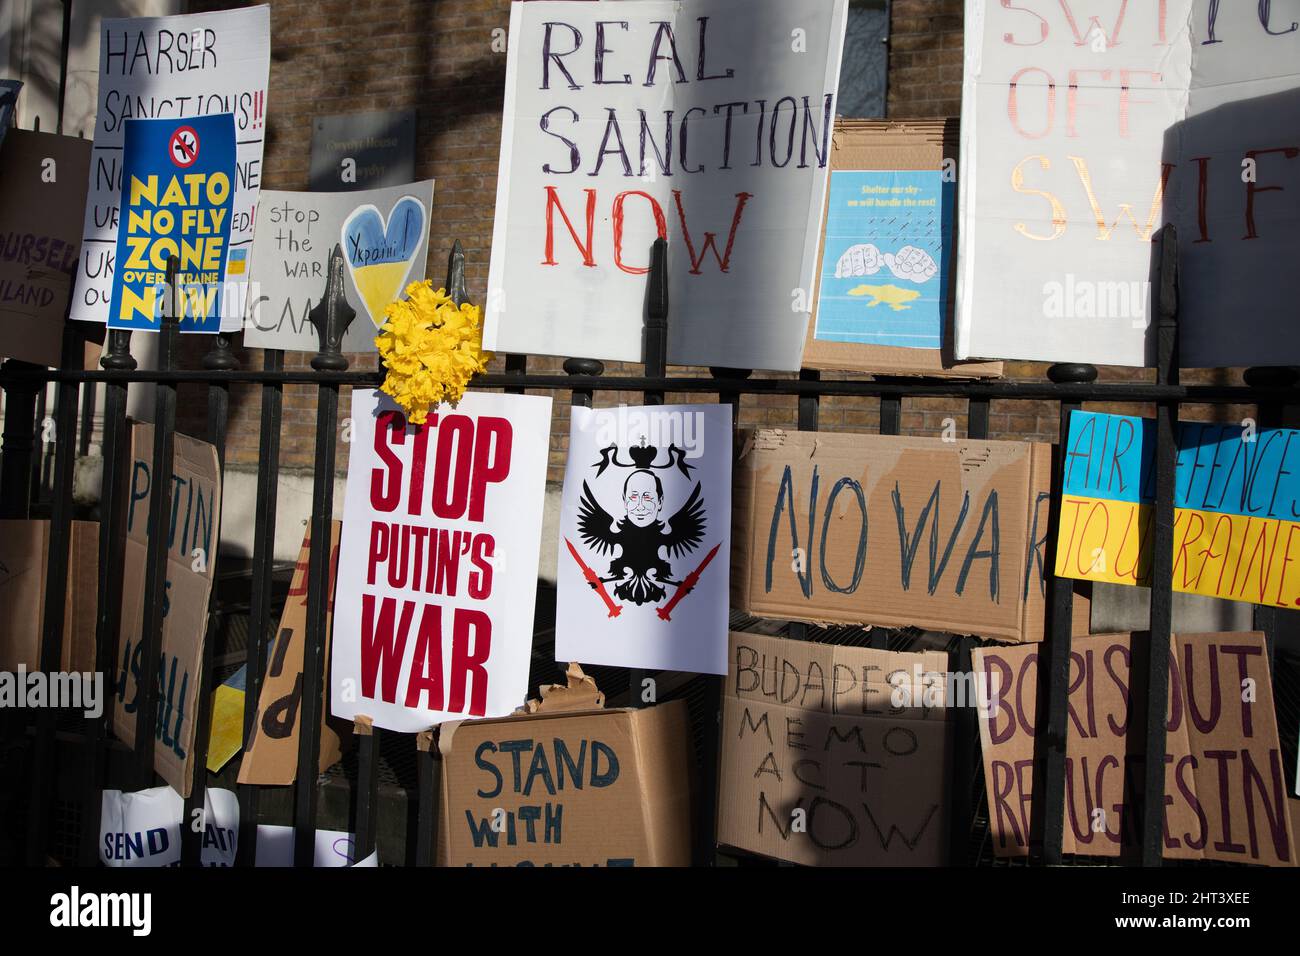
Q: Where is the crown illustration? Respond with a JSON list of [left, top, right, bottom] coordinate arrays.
[[628, 442, 658, 468], [593, 439, 693, 479]]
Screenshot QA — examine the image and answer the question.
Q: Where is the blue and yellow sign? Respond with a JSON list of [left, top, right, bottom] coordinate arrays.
[[1057, 411, 1300, 608], [109, 114, 236, 333]]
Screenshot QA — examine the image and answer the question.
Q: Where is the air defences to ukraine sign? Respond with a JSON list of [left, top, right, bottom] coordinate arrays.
[[1055, 411, 1300, 608], [109, 115, 235, 333]]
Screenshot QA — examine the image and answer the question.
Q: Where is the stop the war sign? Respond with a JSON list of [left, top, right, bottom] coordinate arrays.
[[331, 389, 553, 732]]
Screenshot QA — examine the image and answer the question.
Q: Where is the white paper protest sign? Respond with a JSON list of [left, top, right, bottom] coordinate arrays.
[[556, 404, 732, 675], [331, 389, 553, 732], [956, 1, 1300, 367], [71, 5, 270, 332], [254, 824, 374, 867], [484, 0, 848, 371], [100, 785, 238, 867], [244, 181, 435, 352]]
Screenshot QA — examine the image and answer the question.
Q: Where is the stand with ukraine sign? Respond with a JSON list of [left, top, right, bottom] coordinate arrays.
[[108, 114, 236, 333]]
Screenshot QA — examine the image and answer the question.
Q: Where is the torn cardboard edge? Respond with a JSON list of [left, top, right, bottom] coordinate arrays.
[[437, 664, 612, 757], [522, 662, 606, 714], [802, 118, 1002, 379]]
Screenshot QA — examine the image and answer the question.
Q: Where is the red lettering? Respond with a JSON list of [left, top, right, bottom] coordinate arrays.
[[367, 523, 390, 587], [469, 417, 513, 522], [672, 189, 751, 274], [542, 186, 597, 266], [449, 608, 492, 716], [404, 604, 446, 711], [469, 534, 495, 600], [612, 190, 667, 274], [360, 594, 414, 704], [407, 416, 433, 517], [370, 410, 405, 512], [432, 416, 474, 519]]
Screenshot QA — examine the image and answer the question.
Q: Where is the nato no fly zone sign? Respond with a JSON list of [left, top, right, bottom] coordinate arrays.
[[109, 113, 236, 333]]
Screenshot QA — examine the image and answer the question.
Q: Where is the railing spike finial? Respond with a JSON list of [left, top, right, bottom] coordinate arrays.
[[309, 243, 355, 371], [446, 240, 468, 308], [101, 329, 137, 372]]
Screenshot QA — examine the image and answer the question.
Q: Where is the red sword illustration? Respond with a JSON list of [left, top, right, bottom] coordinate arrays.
[[657, 543, 721, 621], [564, 537, 622, 618]]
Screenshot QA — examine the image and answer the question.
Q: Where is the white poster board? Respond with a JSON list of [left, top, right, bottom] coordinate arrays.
[[331, 389, 553, 732], [71, 6, 270, 332], [956, 1, 1300, 367], [254, 825, 376, 867], [556, 404, 732, 675], [485, 0, 849, 371], [244, 181, 435, 352], [100, 785, 238, 867]]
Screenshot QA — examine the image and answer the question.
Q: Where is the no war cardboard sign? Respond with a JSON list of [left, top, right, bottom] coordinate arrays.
[[732, 429, 1088, 642]]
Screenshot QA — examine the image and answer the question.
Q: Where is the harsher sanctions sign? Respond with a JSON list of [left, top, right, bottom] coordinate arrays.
[[331, 390, 553, 732]]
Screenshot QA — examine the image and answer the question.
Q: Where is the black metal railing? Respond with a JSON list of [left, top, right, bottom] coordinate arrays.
[[2, 226, 1296, 867]]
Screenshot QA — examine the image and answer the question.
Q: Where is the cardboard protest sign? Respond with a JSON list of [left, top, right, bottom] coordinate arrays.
[[108, 114, 235, 333], [437, 664, 693, 866], [238, 522, 346, 785], [801, 120, 1000, 378], [0, 519, 98, 674], [956, 2, 1300, 367], [717, 631, 951, 865], [732, 428, 1090, 643], [100, 785, 238, 867], [1056, 411, 1300, 608], [243, 181, 435, 352], [484, 0, 849, 371], [331, 389, 552, 732], [72, 6, 269, 332], [973, 631, 1295, 866], [557, 404, 731, 675], [0, 129, 92, 365], [113, 424, 222, 798]]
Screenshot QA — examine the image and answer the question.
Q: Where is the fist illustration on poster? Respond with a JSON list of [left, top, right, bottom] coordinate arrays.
[[887, 245, 939, 284], [834, 243, 884, 279]]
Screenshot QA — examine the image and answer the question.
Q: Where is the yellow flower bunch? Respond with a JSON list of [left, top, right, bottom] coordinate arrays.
[[375, 280, 491, 425]]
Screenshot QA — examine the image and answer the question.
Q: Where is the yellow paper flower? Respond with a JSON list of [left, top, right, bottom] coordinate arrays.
[[375, 280, 492, 425]]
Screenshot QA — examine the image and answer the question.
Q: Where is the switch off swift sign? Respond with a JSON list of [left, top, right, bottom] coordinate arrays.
[[331, 390, 552, 732]]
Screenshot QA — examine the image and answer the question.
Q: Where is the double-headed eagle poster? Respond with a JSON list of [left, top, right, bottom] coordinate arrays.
[[557, 404, 732, 675]]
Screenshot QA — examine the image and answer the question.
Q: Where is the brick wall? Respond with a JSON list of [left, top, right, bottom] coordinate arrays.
[[177, 0, 1243, 482], [887, 0, 965, 117]]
